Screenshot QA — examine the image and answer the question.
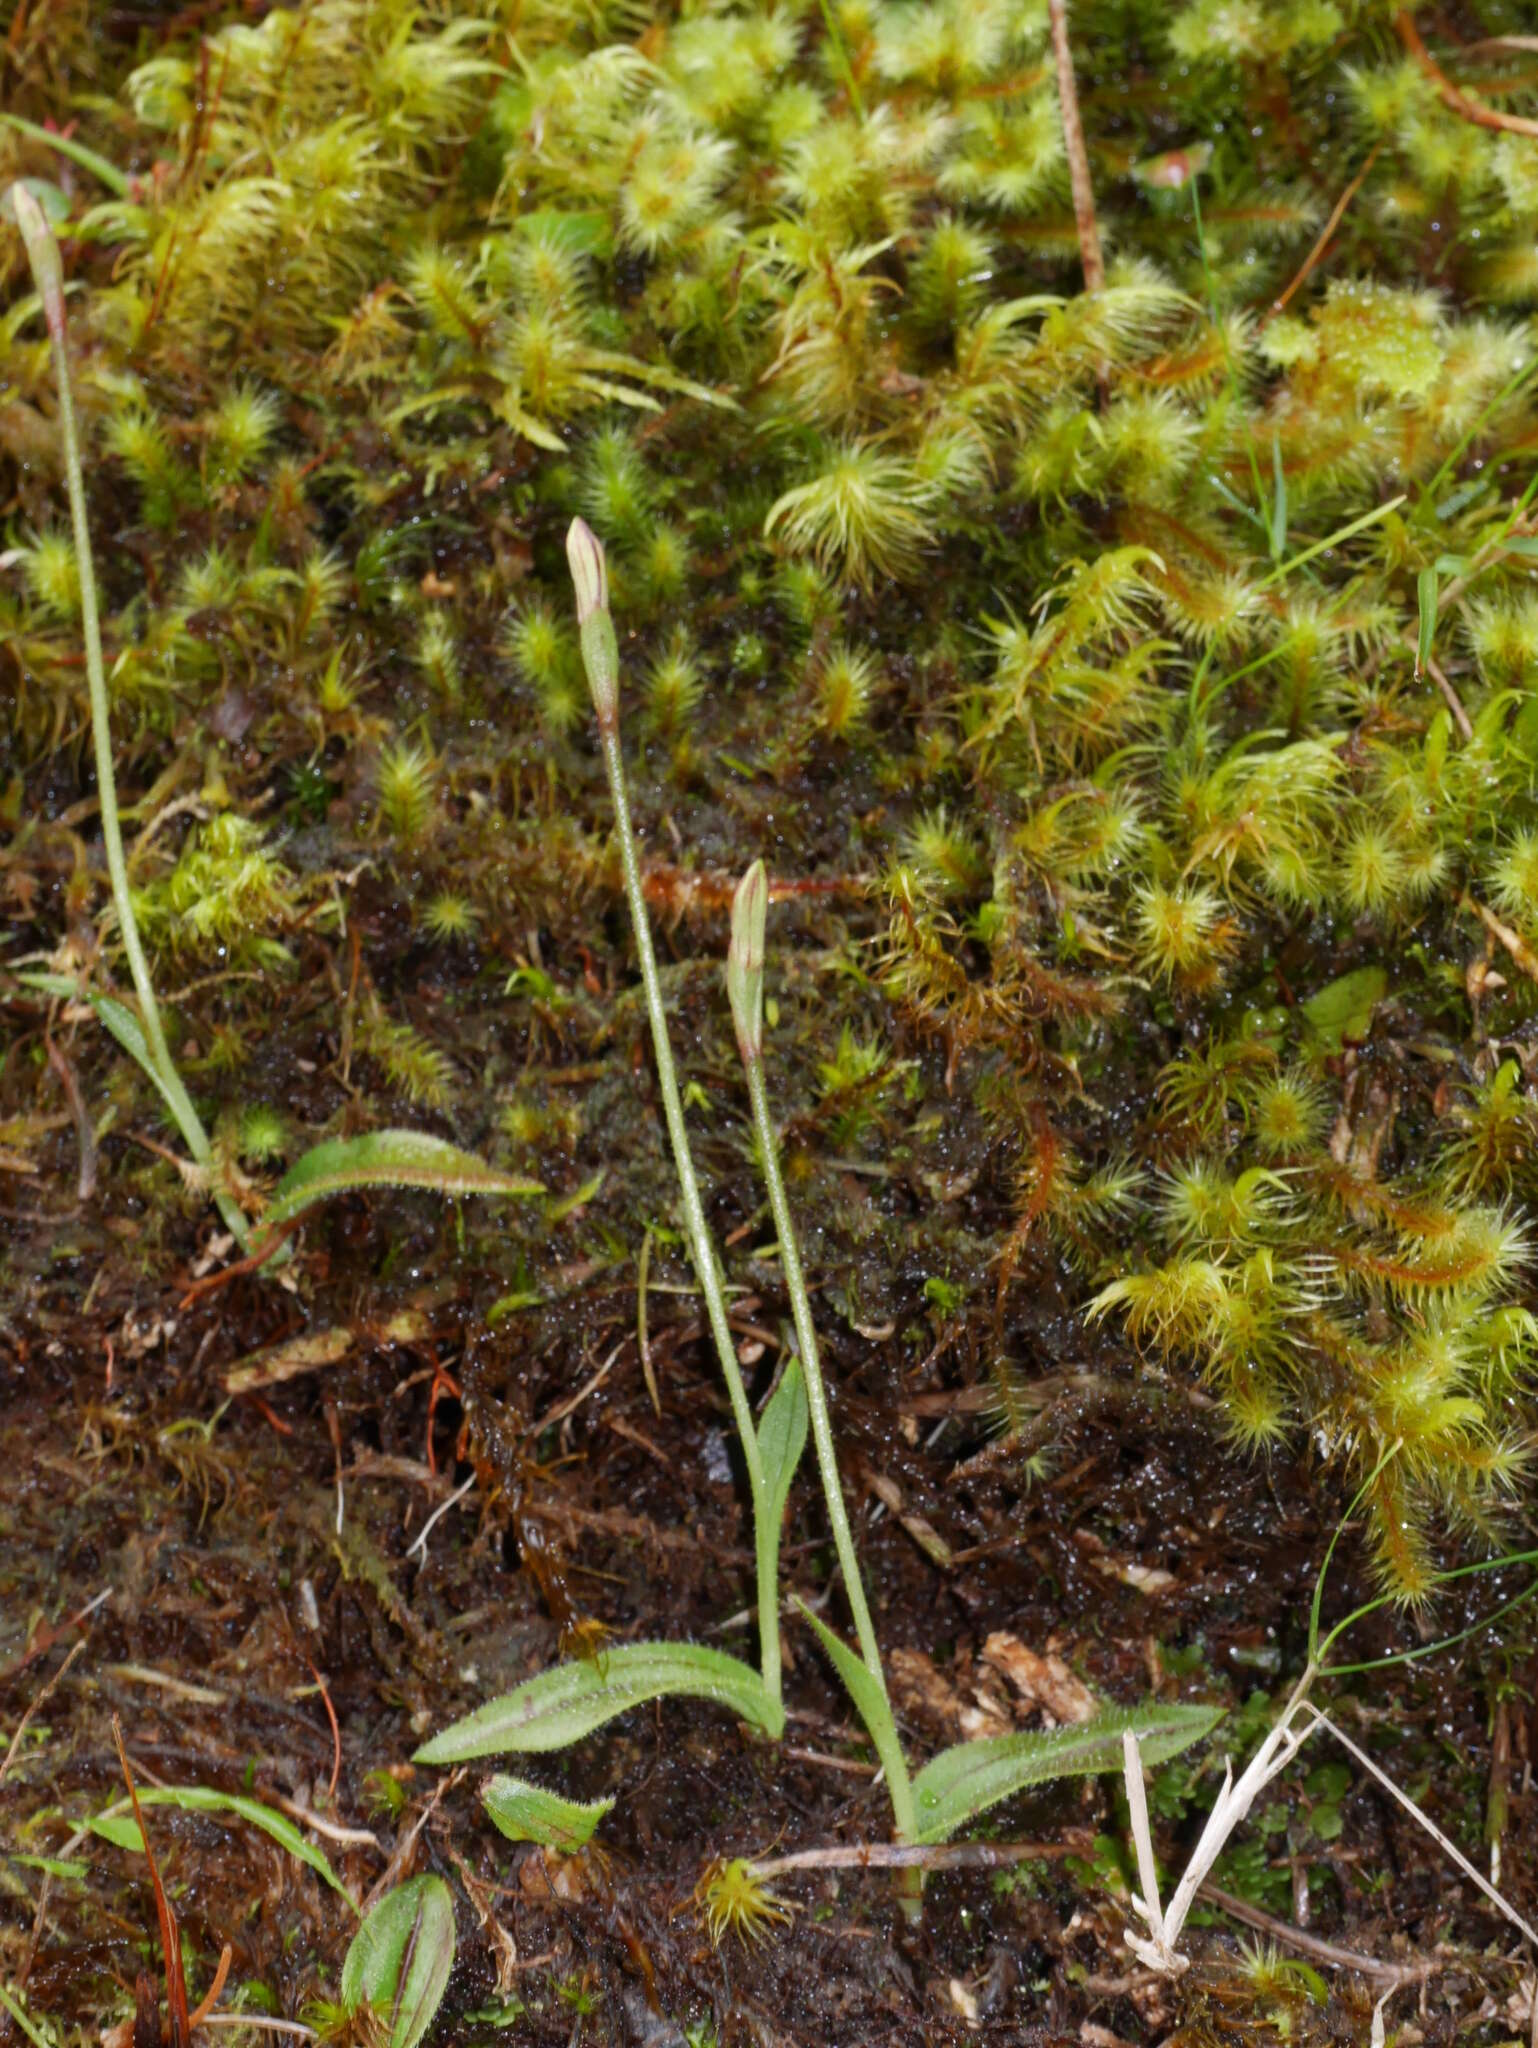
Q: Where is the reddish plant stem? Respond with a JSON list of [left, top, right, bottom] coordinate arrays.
[[1395, 9, 1538, 136], [1047, 0, 1104, 293]]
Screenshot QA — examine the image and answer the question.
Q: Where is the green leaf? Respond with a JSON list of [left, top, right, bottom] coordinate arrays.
[[414, 1642, 783, 1762], [1301, 966, 1387, 1051], [757, 1360, 808, 1528], [910, 1701, 1224, 1846], [795, 1602, 908, 1799], [1416, 565, 1437, 677], [481, 1775, 612, 1851], [341, 1876, 455, 2048], [85, 1787, 347, 1897], [9, 1853, 88, 1881], [260, 1132, 543, 1236], [514, 207, 612, 259], [18, 975, 186, 1126]]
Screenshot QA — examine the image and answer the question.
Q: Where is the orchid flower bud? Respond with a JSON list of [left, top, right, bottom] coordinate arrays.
[[727, 860, 768, 1063], [8, 182, 65, 340], [566, 518, 619, 724]]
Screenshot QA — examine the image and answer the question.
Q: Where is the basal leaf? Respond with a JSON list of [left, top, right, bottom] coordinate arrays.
[[481, 1775, 612, 1850], [18, 975, 185, 1126], [260, 1131, 543, 1234], [795, 1603, 907, 1799], [414, 1642, 782, 1762], [911, 1701, 1223, 1845], [1416, 565, 1437, 678], [757, 1360, 808, 1526], [341, 1875, 455, 2048], [86, 1786, 347, 1896], [1301, 967, 1387, 1051]]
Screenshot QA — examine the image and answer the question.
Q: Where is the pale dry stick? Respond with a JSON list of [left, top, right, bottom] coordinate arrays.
[[1197, 1881, 1436, 1987], [1464, 893, 1538, 984], [1122, 1667, 1318, 1975], [754, 1839, 1081, 1878], [197, 2019, 318, 2039], [1303, 1706, 1538, 1949], [530, 1337, 624, 1434], [1395, 9, 1538, 137], [1402, 629, 1475, 740], [0, 1639, 85, 1785], [1047, 0, 1104, 294], [407, 1472, 477, 1563]]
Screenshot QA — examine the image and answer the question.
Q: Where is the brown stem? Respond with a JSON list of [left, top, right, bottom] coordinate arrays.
[[1047, 0, 1103, 294], [1269, 144, 1381, 320], [1395, 10, 1538, 137]]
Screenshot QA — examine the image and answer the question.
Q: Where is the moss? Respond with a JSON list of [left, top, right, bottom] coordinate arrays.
[[3, 0, 1538, 1618]]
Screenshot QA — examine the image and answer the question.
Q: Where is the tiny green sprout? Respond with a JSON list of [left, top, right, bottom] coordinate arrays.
[[237, 1106, 287, 1166], [375, 740, 439, 844], [500, 598, 582, 735], [645, 633, 704, 735], [1249, 1068, 1327, 1158], [694, 1858, 792, 1947], [1488, 828, 1538, 924], [1235, 1937, 1327, 2008], [578, 425, 654, 544], [19, 529, 80, 618], [413, 612, 461, 703], [637, 519, 690, 602], [420, 893, 480, 944], [1444, 1061, 1535, 1200], [902, 806, 988, 900], [207, 384, 281, 484], [362, 1769, 409, 1821], [811, 639, 880, 740], [1131, 880, 1227, 983]]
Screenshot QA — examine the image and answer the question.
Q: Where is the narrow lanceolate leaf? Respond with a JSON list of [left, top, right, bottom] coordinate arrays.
[[259, 1131, 543, 1234], [910, 1700, 1224, 1846], [87, 1787, 347, 1897], [18, 976, 187, 1130], [341, 1875, 455, 2048], [414, 1642, 783, 1762], [757, 1359, 808, 1529], [795, 1604, 908, 1809], [482, 1775, 613, 1851], [1416, 565, 1437, 679]]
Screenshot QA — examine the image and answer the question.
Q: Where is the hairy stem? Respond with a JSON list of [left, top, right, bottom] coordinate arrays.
[[593, 722, 777, 1701], [1047, 0, 1104, 295], [12, 185, 249, 1246], [740, 1051, 915, 1841]]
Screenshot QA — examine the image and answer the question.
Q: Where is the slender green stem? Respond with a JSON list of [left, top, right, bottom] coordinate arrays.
[[14, 186, 249, 1246], [593, 724, 778, 1702], [816, 0, 864, 120], [740, 1051, 915, 1841]]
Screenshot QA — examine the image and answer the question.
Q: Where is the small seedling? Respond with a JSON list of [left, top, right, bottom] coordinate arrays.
[[418, 528, 1220, 1909], [9, 183, 540, 1266]]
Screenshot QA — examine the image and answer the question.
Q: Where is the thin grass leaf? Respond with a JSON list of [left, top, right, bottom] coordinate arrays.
[[87, 1787, 348, 1898]]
